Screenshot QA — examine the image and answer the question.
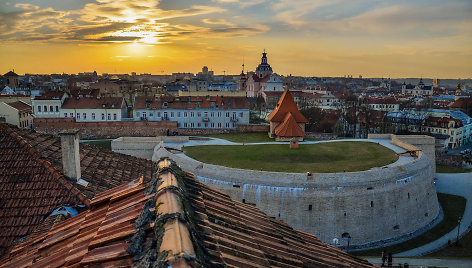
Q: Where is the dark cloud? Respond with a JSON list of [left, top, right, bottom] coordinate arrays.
[[91, 36, 141, 42]]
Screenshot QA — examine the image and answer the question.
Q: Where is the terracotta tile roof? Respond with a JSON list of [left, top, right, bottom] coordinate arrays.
[[0, 124, 87, 257], [268, 89, 308, 123], [274, 112, 306, 137], [3, 101, 31, 112], [451, 97, 472, 108], [134, 95, 249, 110], [62, 97, 123, 109], [11, 127, 154, 199], [0, 159, 373, 267], [33, 91, 66, 100], [252, 73, 271, 82]]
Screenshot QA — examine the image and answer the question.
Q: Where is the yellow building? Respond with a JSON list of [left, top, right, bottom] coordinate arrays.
[[0, 101, 33, 128]]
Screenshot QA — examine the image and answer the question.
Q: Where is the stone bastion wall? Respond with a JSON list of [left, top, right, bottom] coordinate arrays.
[[155, 136, 439, 247]]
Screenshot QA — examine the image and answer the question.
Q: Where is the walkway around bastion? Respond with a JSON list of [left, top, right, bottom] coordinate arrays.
[[140, 135, 440, 247]]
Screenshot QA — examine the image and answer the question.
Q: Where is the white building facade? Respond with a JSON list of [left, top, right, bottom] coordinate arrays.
[[133, 96, 249, 129]]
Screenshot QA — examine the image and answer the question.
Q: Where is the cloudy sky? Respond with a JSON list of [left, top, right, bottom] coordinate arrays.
[[0, 0, 471, 77]]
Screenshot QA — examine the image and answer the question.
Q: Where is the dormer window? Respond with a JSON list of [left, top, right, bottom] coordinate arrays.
[[163, 102, 168, 108]]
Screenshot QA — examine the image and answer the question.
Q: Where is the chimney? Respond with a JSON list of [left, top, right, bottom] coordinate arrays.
[[59, 129, 81, 181]]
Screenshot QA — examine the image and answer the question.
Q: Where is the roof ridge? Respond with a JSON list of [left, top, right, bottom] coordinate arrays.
[[1, 124, 91, 206], [152, 158, 199, 267]]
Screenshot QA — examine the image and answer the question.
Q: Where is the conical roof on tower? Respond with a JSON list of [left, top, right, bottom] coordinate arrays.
[[274, 112, 306, 137], [268, 89, 308, 123]]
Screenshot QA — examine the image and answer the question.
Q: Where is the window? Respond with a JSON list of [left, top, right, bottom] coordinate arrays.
[[44, 105, 47, 112], [102, 113, 105, 120], [308, 205, 312, 211], [49, 105, 53, 112], [218, 112, 221, 117], [184, 123, 188, 127], [64, 113, 67, 118], [190, 112, 194, 117], [177, 112, 181, 117], [70, 113, 73, 118], [218, 123, 221, 128], [197, 112, 201, 117], [107, 114, 111, 120], [113, 113, 117, 120], [171, 112, 174, 117], [83, 113, 86, 119], [211, 123, 215, 128], [76, 113, 80, 119], [157, 112, 161, 117], [55, 105, 59, 112], [370, 201, 374, 207], [184, 112, 187, 117], [211, 112, 214, 117], [143, 112, 147, 119], [38, 105, 41, 112], [198, 123, 201, 127], [226, 112, 229, 117], [239, 112, 243, 117], [92, 113, 95, 120]]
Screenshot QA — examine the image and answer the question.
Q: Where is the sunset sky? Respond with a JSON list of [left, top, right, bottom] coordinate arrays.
[[0, 0, 471, 78]]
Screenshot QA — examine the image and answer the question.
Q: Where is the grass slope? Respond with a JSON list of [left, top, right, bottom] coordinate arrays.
[[436, 165, 472, 173], [183, 141, 398, 173], [355, 193, 466, 256]]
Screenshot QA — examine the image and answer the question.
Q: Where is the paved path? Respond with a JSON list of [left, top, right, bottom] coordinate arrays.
[[365, 257, 472, 268], [396, 173, 472, 257]]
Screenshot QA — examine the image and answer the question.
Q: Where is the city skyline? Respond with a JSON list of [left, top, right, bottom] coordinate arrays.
[[1, 0, 471, 78]]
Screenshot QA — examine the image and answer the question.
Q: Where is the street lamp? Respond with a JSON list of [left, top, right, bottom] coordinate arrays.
[[457, 216, 462, 246]]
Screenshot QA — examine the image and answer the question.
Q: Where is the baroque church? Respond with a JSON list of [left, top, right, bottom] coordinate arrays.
[[239, 50, 284, 98]]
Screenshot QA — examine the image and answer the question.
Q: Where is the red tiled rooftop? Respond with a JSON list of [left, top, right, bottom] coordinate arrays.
[[3, 101, 31, 112], [0, 124, 87, 257], [33, 91, 66, 100], [134, 95, 249, 110], [0, 159, 373, 267], [62, 97, 124, 109], [11, 127, 154, 199], [274, 112, 306, 137], [268, 89, 308, 123]]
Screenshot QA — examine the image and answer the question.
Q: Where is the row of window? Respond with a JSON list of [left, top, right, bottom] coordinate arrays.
[[370, 104, 397, 109], [180, 122, 234, 128], [19, 120, 31, 128], [137, 111, 244, 119], [64, 113, 117, 121], [37, 105, 59, 113]]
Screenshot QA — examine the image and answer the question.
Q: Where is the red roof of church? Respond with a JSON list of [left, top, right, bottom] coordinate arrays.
[[274, 112, 306, 137], [268, 89, 308, 123]]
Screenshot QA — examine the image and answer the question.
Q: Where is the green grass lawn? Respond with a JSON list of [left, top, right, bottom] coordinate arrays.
[[428, 227, 472, 258], [82, 140, 112, 150], [436, 165, 472, 173], [207, 132, 274, 143], [183, 141, 398, 173], [354, 193, 466, 257]]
